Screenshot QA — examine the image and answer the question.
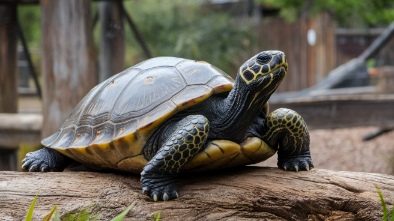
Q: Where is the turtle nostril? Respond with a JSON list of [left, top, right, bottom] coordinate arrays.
[[256, 53, 271, 64]]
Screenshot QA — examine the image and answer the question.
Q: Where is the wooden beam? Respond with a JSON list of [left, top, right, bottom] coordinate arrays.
[[271, 92, 394, 129], [0, 113, 42, 147]]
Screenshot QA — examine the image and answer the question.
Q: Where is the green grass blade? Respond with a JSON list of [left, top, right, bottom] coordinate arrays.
[[154, 212, 161, 221], [42, 206, 57, 221], [110, 202, 135, 221], [24, 195, 38, 221], [390, 205, 394, 221], [375, 185, 388, 221], [54, 208, 61, 221]]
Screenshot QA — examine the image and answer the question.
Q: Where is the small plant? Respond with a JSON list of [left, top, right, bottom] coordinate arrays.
[[375, 185, 394, 221], [24, 195, 136, 221]]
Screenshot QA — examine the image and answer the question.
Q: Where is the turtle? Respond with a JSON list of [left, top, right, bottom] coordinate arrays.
[[22, 50, 314, 201]]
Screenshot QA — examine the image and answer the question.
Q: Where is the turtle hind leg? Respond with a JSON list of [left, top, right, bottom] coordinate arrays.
[[22, 148, 73, 172], [141, 115, 209, 201], [262, 108, 314, 171]]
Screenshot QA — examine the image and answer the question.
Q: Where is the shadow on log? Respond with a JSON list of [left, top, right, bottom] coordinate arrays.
[[0, 167, 393, 220]]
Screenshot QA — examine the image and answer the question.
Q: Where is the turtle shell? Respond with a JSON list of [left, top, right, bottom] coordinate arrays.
[[42, 57, 233, 173]]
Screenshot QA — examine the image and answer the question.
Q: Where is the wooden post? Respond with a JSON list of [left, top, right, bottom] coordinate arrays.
[[99, 0, 124, 82], [377, 66, 394, 93], [0, 4, 18, 171], [0, 4, 17, 113], [40, 0, 97, 138]]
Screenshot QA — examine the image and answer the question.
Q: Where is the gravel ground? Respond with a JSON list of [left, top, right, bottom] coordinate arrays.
[[257, 127, 394, 175]]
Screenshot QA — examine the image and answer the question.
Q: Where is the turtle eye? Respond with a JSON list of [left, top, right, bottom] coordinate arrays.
[[256, 53, 271, 64]]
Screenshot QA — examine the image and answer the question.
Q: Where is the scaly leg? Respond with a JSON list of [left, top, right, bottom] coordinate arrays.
[[141, 115, 209, 201], [261, 108, 314, 171]]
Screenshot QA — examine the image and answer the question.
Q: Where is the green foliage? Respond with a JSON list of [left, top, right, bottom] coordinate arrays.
[[24, 195, 37, 221], [153, 212, 161, 221], [62, 209, 96, 221], [375, 185, 394, 221], [122, 0, 256, 75], [24, 196, 137, 221], [110, 202, 135, 221], [42, 206, 58, 221], [18, 5, 41, 48], [258, 0, 394, 28], [18, 1, 257, 76]]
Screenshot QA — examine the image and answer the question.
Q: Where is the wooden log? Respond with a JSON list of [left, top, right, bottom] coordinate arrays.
[[40, 0, 96, 138], [0, 168, 392, 220]]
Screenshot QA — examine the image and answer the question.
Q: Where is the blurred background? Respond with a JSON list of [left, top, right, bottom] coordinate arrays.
[[0, 0, 393, 174]]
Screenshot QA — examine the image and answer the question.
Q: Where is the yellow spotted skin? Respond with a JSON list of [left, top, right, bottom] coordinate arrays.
[[239, 50, 288, 85], [155, 115, 209, 174], [261, 108, 313, 170], [140, 115, 209, 200]]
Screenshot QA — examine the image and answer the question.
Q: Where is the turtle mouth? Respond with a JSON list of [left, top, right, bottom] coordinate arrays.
[[253, 66, 287, 89], [263, 66, 287, 81]]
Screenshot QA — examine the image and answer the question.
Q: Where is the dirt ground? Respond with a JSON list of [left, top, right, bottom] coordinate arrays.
[[258, 127, 394, 175]]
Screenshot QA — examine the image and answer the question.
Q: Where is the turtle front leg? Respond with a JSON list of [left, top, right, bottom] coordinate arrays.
[[261, 108, 314, 171], [141, 115, 209, 201], [22, 148, 73, 172]]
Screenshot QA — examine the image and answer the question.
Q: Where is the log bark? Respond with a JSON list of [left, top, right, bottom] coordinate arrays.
[[0, 167, 393, 220]]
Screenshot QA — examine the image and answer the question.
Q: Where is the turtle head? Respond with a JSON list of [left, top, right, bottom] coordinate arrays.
[[239, 50, 287, 90]]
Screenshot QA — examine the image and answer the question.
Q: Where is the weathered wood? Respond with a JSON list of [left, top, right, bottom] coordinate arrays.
[[40, 0, 96, 138], [0, 168, 392, 220], [0, 4, 19, 171], [99, 0, 124, 82], [271, 93, 394, 129], [359, 22, 394, 61], [259, 12, 336, 93], [377, 66, 394, 93], [0, 113, 42, 147], [0, 4, 17, 113], [0, 149, 16, 170]]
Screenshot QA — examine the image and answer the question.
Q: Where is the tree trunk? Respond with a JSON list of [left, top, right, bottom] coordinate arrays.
[[0, 167, 393, 220], [99, 0, 124, 82], [40, 0, 96, 138], [0, 4, 17, 113]]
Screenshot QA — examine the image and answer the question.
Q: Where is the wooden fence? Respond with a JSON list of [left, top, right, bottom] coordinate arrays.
[[258, 12, 336, 92]]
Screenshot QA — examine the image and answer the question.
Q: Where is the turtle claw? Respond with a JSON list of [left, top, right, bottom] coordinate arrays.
[[278, 155, 314, 172], [163, 193, 169, 201], [153, 194, 158, 202], [140, 173, 179, 201], [142, 187, 149, 195], [28, 164, 38, 172], [22, 148, 71, 172]]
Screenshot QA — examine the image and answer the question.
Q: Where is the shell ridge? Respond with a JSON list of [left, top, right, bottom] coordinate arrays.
[[107, 68, 142, 119], [75, 73, 121, 126]]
